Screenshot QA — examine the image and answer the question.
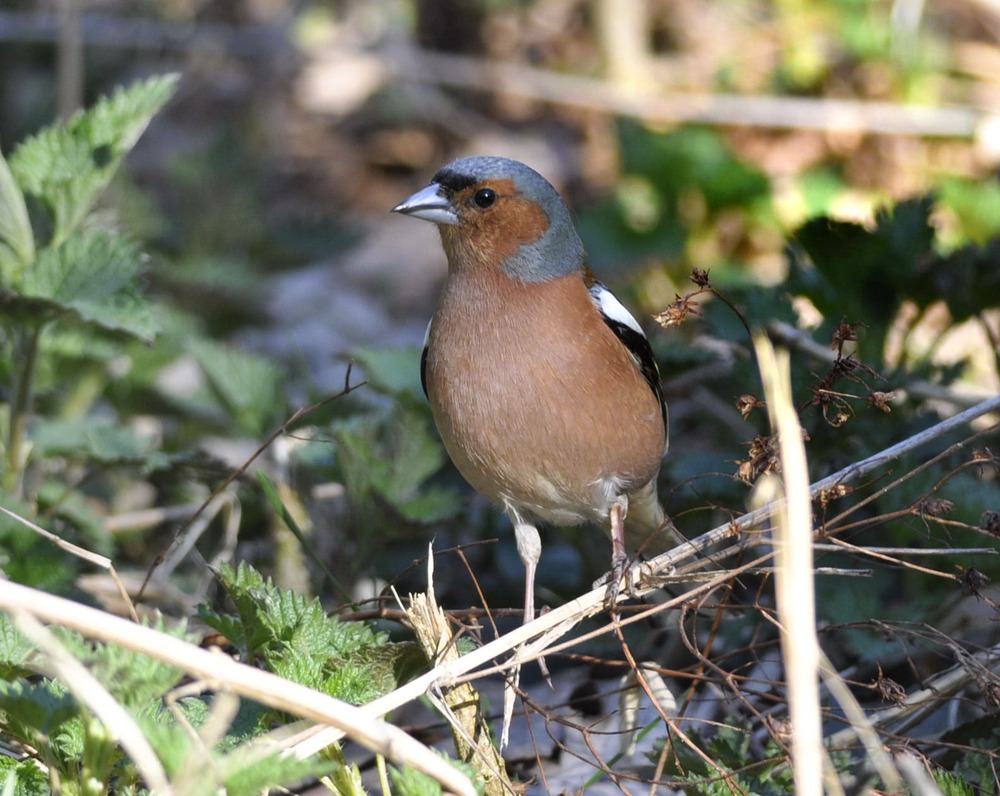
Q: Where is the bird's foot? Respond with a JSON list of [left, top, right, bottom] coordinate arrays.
[[599, 553, 635, 611]]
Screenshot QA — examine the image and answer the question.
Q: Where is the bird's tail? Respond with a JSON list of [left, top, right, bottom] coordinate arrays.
[[623, 478, 689, 557]]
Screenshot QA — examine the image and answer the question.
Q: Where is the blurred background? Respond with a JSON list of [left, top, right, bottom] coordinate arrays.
[[3, 0, 1000, 607], [3, 0, 1000, 789], [3, 0, 999, 616]]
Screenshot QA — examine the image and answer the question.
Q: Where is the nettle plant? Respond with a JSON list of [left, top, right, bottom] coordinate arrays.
[[0, 76, 176, 506]]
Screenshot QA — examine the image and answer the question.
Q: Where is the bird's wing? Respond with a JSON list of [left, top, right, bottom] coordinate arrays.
[[587, 279, 668, 434]]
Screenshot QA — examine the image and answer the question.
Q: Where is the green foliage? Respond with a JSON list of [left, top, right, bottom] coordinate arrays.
[[657, 722, 792, 795], [29, 417, 168, 469], [353, 345, 425, 402], [332, 404, 459, 525], [578, 122, 772, 273], [17, 230, 157, 341], [0, 609, 358, 794], [788, 194, 1000, 370], [188, 338, 286, 436], [656, 723, 858, 795], [789, 198, 934, 359], [7, 75, 177, 249], [389, 758, 484, 796], [0, 75, 178, 504], [0, 144, 34, 271], [0, 502, 81, 593], [197, 562, 417, 706], [0, 757, 49, 796]]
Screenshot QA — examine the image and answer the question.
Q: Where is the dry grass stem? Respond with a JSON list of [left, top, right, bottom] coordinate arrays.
[[403, 550, 514, 795], [755, 335, 824, 796], [0, 504, 138, 622], [0, 579, 476, 796]]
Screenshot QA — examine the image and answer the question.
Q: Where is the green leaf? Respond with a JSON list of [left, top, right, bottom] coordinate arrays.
[[47, 620, 190, 710], [0, 679, 77, 753], [353, 345, 424, 399], [0, 501, 81, 592], [787, 196, 938, 362], [29, 417, 167, 469], [0, 144, 34, 273], [792, 197, 936, 321], [934, 770, 976, 796], [0, 756, 50, 796], [389, 758, 481, 796], [332, 406, 457, 524], [0, 614, 37, 680], [9, 74, 178, 245], [219, 747, 333, 796], [16, 229, 158, 342], [188, 339, 285, 436], [198, 563, 399, 703], [917, 239, 1000, 323]]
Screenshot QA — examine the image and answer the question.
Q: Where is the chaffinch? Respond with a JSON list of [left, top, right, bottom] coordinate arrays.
[[393, 156, 685, 622]]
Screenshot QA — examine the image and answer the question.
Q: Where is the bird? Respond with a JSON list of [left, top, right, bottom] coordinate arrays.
[[392, 155, 685, 624]]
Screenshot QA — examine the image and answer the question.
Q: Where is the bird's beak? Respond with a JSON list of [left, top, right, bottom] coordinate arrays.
[[392, 183, 459, 226]]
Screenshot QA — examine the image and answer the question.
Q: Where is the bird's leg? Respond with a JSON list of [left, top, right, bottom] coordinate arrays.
[[606, 494, 631, 609], [512, 520, 550, 683], [514, 521, 541, 624]]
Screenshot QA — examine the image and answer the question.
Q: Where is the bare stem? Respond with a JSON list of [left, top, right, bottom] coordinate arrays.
[[5, 323, 44, 498]]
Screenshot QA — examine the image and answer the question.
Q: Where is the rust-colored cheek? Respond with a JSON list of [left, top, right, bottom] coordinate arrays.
[[444, 193, 550, 271]]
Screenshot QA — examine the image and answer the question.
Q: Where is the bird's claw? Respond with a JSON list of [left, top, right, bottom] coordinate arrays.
[[601, 554, 634, 611]]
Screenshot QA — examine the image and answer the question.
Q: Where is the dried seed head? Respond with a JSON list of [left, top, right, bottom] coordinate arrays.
[[654, 294, 700, 328], [736, 394, 764, 420], [960, 566, 990, 596], [817, 484, 853, 508], [831, 320, 861, 354], [829, 411, 850, 428], [868, 391, 896, 413], [920, 498, 956, 517], [690, 267, 711, 288], [873, 665, 907, 706], [980, 511, 1000, 536]]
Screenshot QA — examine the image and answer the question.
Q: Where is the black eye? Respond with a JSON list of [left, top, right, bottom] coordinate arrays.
[[473, 188, 496, 208]]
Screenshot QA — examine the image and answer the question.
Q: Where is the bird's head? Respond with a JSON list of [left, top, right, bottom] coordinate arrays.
[[393, 156, 585, 282]]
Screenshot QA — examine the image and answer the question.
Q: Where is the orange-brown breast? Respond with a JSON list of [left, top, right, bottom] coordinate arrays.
[[424, 266, 665, 526]]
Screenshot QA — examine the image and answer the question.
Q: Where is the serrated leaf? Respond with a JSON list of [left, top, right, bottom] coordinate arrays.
[[9, 74, 178, 245], [0, 145, 34, 272], [918, 239, 1000, 322], [200, 562, 395, 701], [188, 339, 285, 436], [17, 230, 157, 341], [50, 619, 190, 709], [0, 614, 36, 679], [0, 756, 50, 796], [792, 197, 936, 322], [0, 679, 77, 749]]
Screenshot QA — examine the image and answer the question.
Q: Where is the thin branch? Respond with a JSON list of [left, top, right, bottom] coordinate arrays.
[[138, 364, 366, 600], [288, 393, 1000, 760], [388, 48, 986, 138]]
